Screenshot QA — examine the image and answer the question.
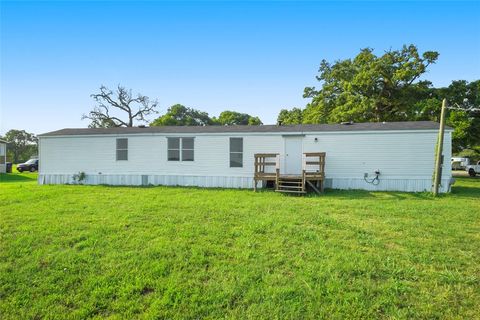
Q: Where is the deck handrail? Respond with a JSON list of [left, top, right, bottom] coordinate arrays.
[[254, 153, 280, 192], [303, 152, 326, 174]]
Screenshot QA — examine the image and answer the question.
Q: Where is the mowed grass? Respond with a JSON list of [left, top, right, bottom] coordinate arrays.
[[0, 172, 479, 319]]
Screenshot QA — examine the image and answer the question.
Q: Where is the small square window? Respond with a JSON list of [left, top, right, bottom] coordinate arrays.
[[117, 138, 128, 149], [182, 138, 194, 150], [230, 138, 243, 153], [168, 150, 180, 161], [117, 149, 128, 161], [182, 149, 194, 161], [168, 137, 180, 149], [230, 152, 242, 167]]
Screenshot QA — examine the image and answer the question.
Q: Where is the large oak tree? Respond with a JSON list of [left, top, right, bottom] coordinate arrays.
[[302, 44, 439, 123]]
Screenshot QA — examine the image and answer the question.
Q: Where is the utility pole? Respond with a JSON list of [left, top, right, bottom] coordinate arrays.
[[433, 99, 447, 196]]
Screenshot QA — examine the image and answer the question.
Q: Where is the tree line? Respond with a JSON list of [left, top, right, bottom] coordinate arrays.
[[2, 44, 479, 163]]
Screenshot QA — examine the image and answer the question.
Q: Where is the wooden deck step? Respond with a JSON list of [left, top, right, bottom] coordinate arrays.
[[278, 185, 304, 189], [277, 175, 305, 193], [275, 189, 306, 194]]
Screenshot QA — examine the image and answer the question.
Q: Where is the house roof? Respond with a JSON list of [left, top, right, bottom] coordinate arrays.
[[0, 139, 8, 144], [39, 121, 450, 137]]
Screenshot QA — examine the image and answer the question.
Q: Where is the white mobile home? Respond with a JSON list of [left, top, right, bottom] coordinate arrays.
[[38, 121, 453, 193], [0, 140, 7, 173]]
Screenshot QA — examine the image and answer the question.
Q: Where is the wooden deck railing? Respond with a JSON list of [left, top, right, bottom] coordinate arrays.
[[302, 152, 326, 193], [254, 153, 279, 191]]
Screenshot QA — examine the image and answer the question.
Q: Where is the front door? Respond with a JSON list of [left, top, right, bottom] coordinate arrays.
[[284, 136, 303, 174]]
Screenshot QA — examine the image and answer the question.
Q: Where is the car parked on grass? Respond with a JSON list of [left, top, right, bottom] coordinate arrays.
[[17, 159, 39, 172], [466, 161, 480, 177]]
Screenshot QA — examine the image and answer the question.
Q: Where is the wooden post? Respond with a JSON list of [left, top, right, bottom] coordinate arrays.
[[433, 99, 447, 196], [303, 155, 307, 192], [275, 154, 280, 190], [253, 155, 257, 192]]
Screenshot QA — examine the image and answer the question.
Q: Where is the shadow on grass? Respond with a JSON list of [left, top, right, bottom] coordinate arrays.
[[307, 177, 480, 201], [317, 189, 435, 201], [59, 181, 480, 201], [450, 185, 480, 198], [0, 173, 37, 183]]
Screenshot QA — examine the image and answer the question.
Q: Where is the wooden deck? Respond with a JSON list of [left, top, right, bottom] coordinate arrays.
[[254, 152, 326, 195]]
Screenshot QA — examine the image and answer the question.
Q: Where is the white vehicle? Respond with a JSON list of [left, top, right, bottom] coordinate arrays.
[[451, 157, 470, 170], [466, 161, 480, 177]]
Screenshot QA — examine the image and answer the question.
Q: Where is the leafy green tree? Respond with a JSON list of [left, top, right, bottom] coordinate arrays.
[[441, 80, 480, 151], [247, 117, 262, 125], [410, 80, 480, 152], [83, 85, 159, 128], [277, 108, 303, 125], [214, 111, 262, 125], [448, 110, 473, 151], [303, 44, 439, 123], [151, 104, 214, 126], [1, 130, 38, 163]]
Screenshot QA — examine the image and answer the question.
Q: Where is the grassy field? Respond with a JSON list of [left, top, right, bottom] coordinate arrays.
[[1, 171, 479, 319]]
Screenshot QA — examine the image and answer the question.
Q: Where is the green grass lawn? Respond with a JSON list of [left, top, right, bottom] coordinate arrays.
[[1, 171, 479, 319]]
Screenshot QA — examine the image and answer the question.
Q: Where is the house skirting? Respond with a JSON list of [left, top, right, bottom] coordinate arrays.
[[38, 174, 254, 189], [37, 174, 452, 193], [325, 177, 451, 193]]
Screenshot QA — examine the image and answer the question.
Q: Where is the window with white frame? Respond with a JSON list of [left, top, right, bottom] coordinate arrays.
[[168, 137, 194, 161], [116, 138, 128, 161], [167, 137, 180, 161], [181, 138, 194, 161], [230, 137, 243, 167]]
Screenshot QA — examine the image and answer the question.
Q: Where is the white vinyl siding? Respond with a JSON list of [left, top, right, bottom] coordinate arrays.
[[230, 138, 243, 167], [116, 138, 128, 161], [39, 135, 282, 176]]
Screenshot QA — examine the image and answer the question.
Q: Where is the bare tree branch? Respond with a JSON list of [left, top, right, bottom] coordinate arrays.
[[82, 85, 159, 128], [448, 103, 480, 113]]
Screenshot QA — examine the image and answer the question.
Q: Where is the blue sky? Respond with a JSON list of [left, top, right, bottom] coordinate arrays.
[[1, 1, 479, 135]]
